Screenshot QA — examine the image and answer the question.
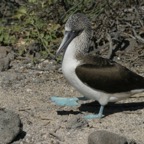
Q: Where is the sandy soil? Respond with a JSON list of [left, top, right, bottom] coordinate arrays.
[[0, 59, 144, 144]]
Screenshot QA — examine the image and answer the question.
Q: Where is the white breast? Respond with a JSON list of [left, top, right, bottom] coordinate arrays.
[[62, 41, 112, 106]]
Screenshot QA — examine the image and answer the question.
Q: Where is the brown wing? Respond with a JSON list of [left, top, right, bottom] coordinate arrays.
[[76, 57, 144, 93]]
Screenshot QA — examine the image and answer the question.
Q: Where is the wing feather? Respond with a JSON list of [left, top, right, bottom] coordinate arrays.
[[76, 56, 144, 93]]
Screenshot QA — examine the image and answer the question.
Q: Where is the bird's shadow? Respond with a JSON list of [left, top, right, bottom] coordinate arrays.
[[57, 100, 144, 117]]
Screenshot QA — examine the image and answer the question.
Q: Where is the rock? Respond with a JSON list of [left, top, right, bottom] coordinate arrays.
[[7, 51, 15, 61], [66, 116, 88, 130], [127, 139, 143, 144], [88, 130, 128, 144], [0, 57, 10, 71], [0, 109, 22, 144], [0, 72, 26, 88], [0, 46, 9, 58], [0, 46, 15, 72]]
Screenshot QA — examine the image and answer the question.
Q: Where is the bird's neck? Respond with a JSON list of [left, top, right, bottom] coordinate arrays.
[[63, 30, 92, 61]]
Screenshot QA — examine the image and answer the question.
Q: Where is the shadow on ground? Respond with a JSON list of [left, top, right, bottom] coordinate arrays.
[[12, 130, 26, 143], [57, 100, 144, 117]]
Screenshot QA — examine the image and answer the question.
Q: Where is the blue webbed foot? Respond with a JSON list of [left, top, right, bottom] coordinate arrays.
[[51, 96, 105, 119], [84, 113, 104, 119], [51, 96, 79, 106], [84, 105, 105, 119]]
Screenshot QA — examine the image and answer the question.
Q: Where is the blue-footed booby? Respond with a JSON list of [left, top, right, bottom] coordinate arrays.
[[53, 13, 144, 119]]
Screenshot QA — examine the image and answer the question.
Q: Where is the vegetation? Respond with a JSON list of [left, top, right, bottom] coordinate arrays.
[[0, 0, 144, 63]]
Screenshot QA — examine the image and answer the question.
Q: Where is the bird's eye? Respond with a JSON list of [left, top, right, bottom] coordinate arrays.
[[77, 29, 83, 35], [64, 30, 83, 35]]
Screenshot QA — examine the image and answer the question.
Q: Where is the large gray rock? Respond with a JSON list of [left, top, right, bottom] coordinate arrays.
[[0, 109, 22, 144], [88, 130, 136, 144]]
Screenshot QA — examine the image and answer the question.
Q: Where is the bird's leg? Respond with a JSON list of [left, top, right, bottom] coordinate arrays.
[[84, 105, 105, 119], [50, 96, 88, 106]]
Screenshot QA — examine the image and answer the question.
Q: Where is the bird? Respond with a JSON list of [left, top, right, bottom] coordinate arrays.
[[54, 13, 144, 119]]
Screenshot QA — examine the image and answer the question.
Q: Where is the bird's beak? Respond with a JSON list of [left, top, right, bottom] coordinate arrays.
[[56, 31, 78, 56]]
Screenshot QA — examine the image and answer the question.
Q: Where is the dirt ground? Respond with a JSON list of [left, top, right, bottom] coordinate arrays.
[[0, 58, 143, 144]]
